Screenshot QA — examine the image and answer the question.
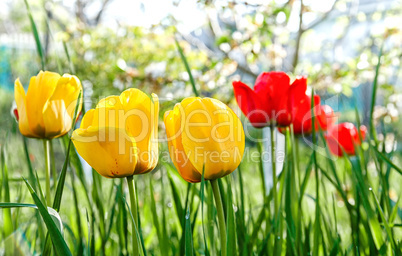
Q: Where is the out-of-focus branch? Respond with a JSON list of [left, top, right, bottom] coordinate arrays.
[[291, 0, 336, 72], [291, 0, 304, 72], [206, 13, 258, 78], [75, 0, 88, 25], [94, 0, 112, 25], [304, 1, 336, 31]]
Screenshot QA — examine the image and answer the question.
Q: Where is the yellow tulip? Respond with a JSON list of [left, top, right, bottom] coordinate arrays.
[[14, 71, 82, 139], [72, 88, 159, 178], [164, 97, 245, 183]]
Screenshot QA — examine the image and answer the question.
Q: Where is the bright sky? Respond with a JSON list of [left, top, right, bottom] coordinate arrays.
[[87, 0, 336, 33]]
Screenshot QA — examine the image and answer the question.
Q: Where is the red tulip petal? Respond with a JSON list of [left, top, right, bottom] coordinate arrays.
[[316, 105, 335, 131], [233, 80, 270, 128]]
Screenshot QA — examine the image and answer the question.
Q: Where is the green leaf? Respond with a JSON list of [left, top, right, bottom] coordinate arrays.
[[23, 0, 45, 69], [23, 178, 72, 256], [370, 189, 399, 255], [1, 146, 13, 237], [185, 207, 194, 256], [310, 91, 321, 256], [175, 37, 199, 97], [329, 236, 341, 256], [0, 202, 36, 208], [52, 90, 82, 212], [374, 149, 402, 176], [200, 166, 210, 256], [226, 177, 236, 255], [149, 177, 163, 255], [350, 158, 384, 249], [369, 42, 384, 144], [167, 169, 184, 226], [22, 137, 36, 190]]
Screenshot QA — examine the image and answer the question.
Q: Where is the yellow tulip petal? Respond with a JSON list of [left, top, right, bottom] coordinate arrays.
[[142, 93, 159, 173], [72, 126, 137, 178], [91, 95, 124, 129], [164, 105, 201, 183], [80, 109, 95, 129], [26, 71, 60, 137], [14, 79, 36, 138], [121, 88, 157, 174], [42, 75, 82, 138], [181, 98, 245, 180]]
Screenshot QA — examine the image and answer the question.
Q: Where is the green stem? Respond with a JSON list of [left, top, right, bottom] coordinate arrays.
[[270, 124, 278, 214], [257, 141, 267, 197], [43, 140, 51, 206], [49, 140, 57, 181], [210, 179, 227, 256], [127, 176, 140, 256]]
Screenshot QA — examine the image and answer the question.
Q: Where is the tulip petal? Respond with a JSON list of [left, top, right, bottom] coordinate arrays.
[[14, 79, 36, 137], [164, 105, 201, 183], [254, 72, 292, 126], [233, 81, 270, 128], [80, 109, 95, 129], [91, 96, 124, 129], [288, 76, 307, 108], [26, 71, 60, 137], [121, 89, 158, 174], [147, 93, 159, 172], [72, 126, 137, 178], [42, 74, 82, 138], [326, 122, 365, 157], [181, 98, 245, 180], [316, 105, 335, 131]]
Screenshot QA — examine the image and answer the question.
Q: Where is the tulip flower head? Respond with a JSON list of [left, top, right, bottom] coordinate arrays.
[[316, 104, 336, 131], [72, 88, 159, 178], [325, 122, 367, 157], [14, 71, 82, 139], [233, 71, 309, 128], [279, 77, 336, 135], [164, 97, 245, 183]]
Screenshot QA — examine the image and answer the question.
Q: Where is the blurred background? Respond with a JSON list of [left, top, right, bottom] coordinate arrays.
[[1, 0, 401, 173], [1, 0, 401, 114]]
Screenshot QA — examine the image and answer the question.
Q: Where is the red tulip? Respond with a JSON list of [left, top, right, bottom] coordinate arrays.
[[13, 108, 19, 121], [285, 76, 319, 134], [277, 76, 335, 135], [233, 71, 302, 128], [325, 122, 367, 157], [316, 104, 336, 131]]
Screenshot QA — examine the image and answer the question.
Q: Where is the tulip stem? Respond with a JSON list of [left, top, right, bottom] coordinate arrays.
[[210, 179, 226, 256], [270, 125, 278, 215], [43, 140, 51, 206], [49, 140, 57, 182], [127, 175, 140, 256]]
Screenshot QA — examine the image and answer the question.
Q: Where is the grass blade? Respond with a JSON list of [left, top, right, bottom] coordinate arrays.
[[185, 207, 194, 256], [167, 169, 184, 226], [23, 178, 72, 256], [149, 176, 163, 255], [0, 202, 36, 208], [370, 189, 399, 255], [226, 176, 236, 255], [200, 166, 210, 256], [1, 146, 13, 238], [374, 149, 402, 176], [23, 0, 45, 69], [369, 42, 384, 144], [175, 37, 199, 97], [52, 90, 82, 211]]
